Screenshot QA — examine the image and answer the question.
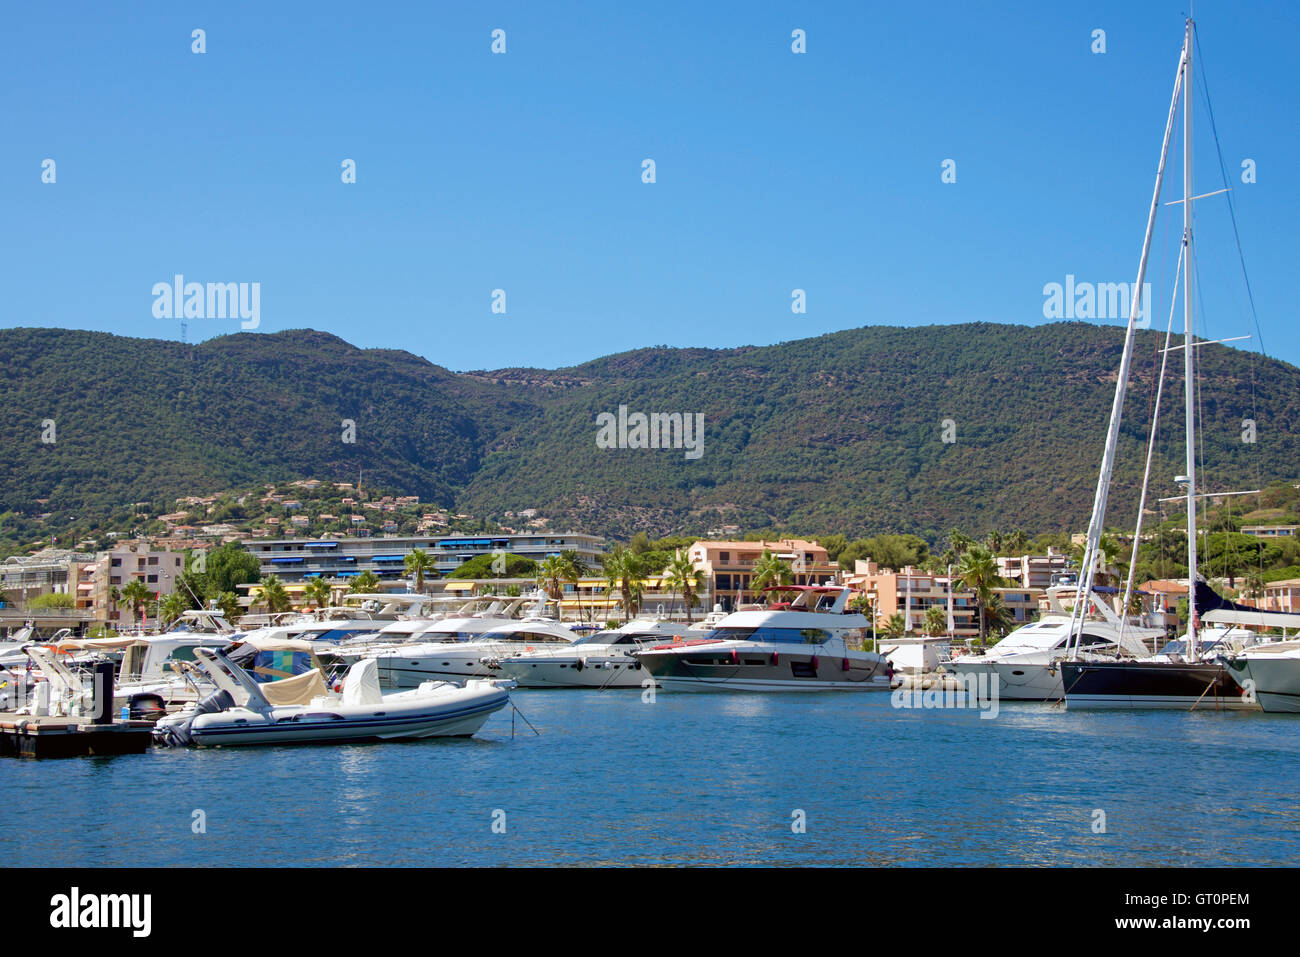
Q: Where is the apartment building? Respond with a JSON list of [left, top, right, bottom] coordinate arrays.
[[686, 539, 839, 611], [249, 533, 605, 583]]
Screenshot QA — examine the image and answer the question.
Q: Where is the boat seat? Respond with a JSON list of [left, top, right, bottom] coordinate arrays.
[[342, 658, 384, 707]]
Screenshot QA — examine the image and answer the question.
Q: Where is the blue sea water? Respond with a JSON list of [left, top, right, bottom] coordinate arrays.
[[2, 691, 1297, 867]]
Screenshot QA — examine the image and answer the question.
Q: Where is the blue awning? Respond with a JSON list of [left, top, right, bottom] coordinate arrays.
[[271, 557, 304, 564], [306, 541, 337, 548], [372, 555, 405, 562], [337, 571, 359, 577]]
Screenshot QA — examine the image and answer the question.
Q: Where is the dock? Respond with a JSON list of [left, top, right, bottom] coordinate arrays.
[[0, 715, 153, 759]]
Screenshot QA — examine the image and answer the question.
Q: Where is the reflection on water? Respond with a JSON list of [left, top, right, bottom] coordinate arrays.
[[1, 692, 1297, 866]]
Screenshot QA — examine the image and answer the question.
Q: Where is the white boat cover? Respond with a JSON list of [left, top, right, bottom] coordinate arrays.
[[260, 668, 329, 706], [341, 658, 383, 707]]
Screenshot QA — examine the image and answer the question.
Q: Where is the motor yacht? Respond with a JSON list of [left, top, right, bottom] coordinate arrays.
[[363, 613, 582, 687], [488, 618, 711, 688], [633, 585, 890, 691]]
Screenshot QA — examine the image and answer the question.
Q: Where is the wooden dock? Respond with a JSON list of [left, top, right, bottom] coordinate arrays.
[[0, 715, 153, 758]]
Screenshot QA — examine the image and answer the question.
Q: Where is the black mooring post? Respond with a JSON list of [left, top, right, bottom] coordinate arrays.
[[91, 661, 115, 724]]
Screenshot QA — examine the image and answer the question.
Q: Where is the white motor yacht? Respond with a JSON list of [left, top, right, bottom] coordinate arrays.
[[489, 618, 711, 688], [634, 585, 891, 691], [364, 613, 582, 687]]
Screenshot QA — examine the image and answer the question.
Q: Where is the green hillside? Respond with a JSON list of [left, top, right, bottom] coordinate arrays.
[[2, 322, 1297, 545]]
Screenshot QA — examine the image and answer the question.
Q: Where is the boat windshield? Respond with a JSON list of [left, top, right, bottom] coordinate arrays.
[[479, 629, 572, 644], [705, 626, 832, 645]]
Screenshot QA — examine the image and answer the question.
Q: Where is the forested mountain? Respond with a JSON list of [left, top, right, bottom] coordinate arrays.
[[3, 322, 1297, 544]]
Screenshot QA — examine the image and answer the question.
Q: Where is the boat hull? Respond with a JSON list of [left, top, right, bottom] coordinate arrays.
[[497, 657, 648, 688], [637, 647, 890, 692], [185, 690, 509, 747], [1061, 660, 1258, 710], [947, 659, 1063, 701], [1225, 655, 1300, 713]]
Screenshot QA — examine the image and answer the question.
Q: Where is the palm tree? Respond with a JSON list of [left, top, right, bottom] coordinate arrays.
[[1004, 529, 1030, 556], [404, 548, 436, 594], [158, 591, 188, 628], [349, 570, 381, 594], [535, 555, 568, 605], [948, 530, 974, 559], [601, 547, 647, 623], [750, 550, 793, 600], [880, 612, 907, 640], [662, 550, 705, 622], [986, 529, 1004, 555], [1095, 534, 1122, 587], [120, 579, 152, 625], [303, 576, 332, 609], [983, 592, 1017, 641], [560, 550, 590, 621], [923, 605, 948, 636], [956, 544, 1002, 642], [258, 574, 292, 613], [214, 590, 242, 625]]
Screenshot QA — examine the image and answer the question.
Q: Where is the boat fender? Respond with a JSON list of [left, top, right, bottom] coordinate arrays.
[[842, 658, 850, 671], [771, 651, 779, 665], [810, 655, 819, 670], [731, 649, 739, 665], [573, 658, 584, 672]]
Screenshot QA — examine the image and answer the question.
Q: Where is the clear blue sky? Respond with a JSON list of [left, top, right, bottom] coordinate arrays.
[[2, 1, 1295, 371]]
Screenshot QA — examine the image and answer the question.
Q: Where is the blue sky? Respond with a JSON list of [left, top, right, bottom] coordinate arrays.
[[2, 1, 1295, 371]]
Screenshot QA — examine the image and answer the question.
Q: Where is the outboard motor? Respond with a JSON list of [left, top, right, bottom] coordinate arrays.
[[127, 692, 168, 723], [154, 688, 235, 747]]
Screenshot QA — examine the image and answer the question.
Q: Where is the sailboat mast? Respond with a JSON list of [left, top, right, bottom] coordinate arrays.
[[1066, 27, 1189, 658], [1182, 17, 1199, 662]]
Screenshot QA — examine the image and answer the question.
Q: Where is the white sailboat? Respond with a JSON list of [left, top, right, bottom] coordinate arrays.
[[1062, 17, 1267, 710]]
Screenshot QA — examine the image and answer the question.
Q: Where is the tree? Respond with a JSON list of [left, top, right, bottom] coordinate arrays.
[[983, 592, 1017, 641], [535, 554, 567, 604], [662, 550, 705, 622], [205, 542, 261, 595], [956, 544, 1003, 642], [448, 553, 537, 579], [404, 548, 436, 593], [158, 591, 189, 627], [258, 574, 292, 613], [560, 550, 590, 620], [601, 547, 647, 623], [349, 570, 381, 594], [880, 612, 907, 640], [303, 576, 332, 609], [213, 590, 242, 624], [820, 534, 849, 564], [750, 550, 793, 594], [120, 579, 152, 624], [923, 605, 948, 636]]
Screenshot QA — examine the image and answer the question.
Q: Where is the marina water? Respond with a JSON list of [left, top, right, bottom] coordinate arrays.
[[3, 692, 1297, 867]]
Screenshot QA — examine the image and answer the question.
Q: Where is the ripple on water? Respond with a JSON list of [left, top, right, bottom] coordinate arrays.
[[0, 691, 1296, 866]]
